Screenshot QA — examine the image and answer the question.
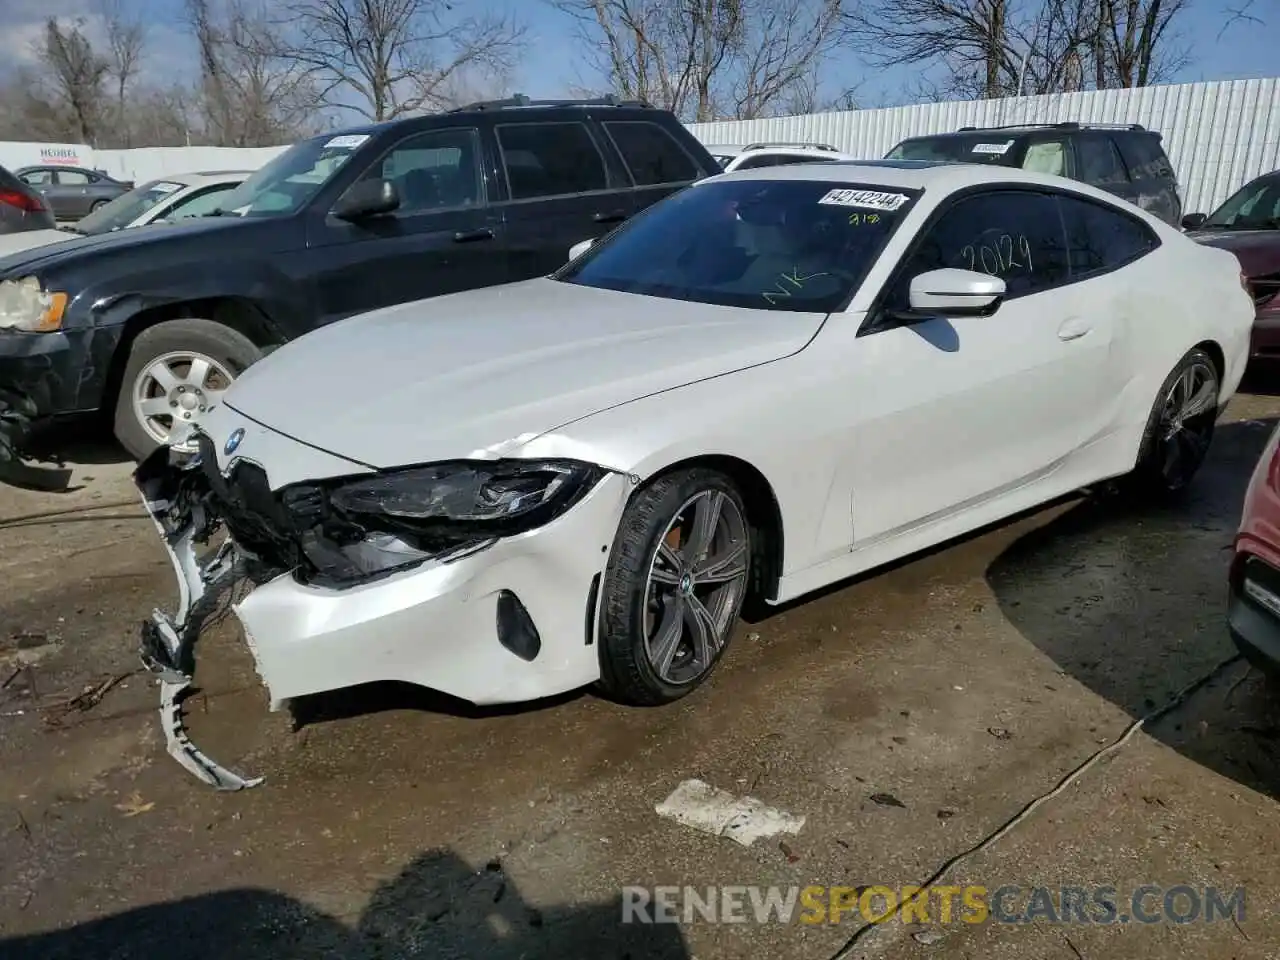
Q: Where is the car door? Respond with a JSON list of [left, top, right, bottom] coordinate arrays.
[[306, 126, 504, 324], [53, 169, 93, 218], [1074, 133, 1135, 207], [492, 119, 634, 279], [845, 188, 1110, 544], [19, 168, 59, 217], [599, 118, 704, 216]]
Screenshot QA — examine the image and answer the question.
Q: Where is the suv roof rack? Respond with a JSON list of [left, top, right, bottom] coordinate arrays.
[[956, 121, 1147, 132], [448, 93, 653, 113], [742, 141, 839, 152]]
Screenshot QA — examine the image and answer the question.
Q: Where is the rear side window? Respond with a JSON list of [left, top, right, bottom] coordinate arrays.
[[1116, 134, 1172, 181], [497, 122, 608, 200], [57, 170, 91, 185], [1059, 194, 1157, 275], [1076, 136, 1129, 185], [603, 121, 700, 186]]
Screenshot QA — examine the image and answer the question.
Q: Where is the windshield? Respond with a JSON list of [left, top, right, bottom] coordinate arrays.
[[75, 180, 185, 234], [887, 135, 1022, 165], [556, 179, 918, 312], [210, 133, 371, 217], [1202, 175, 1280, 230]]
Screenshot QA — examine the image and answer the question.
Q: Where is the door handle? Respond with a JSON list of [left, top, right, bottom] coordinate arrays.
[[1057, 317, 1092, 341], [453, 227, 494, 243], [593, 210, 627, 224]]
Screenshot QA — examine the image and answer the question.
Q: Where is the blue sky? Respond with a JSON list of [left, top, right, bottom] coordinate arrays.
[[6, 0, 1276, 111]]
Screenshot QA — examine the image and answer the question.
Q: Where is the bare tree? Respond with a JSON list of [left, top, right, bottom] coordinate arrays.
[[34, 18, 110, 143], [97, 0, 148, 146], [185, 0, 326, 146], [1094, 0, 1191, 87], [552, 0, 844, 121], [273, 0, 527, 121]]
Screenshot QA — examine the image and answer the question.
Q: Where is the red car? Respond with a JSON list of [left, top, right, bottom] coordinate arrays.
[[1185, 170, 1280, 362], [1230, 420, 1280, 674]]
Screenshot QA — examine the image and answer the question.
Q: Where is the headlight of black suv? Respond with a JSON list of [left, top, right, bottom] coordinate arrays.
[[279, 459, 607, 587]]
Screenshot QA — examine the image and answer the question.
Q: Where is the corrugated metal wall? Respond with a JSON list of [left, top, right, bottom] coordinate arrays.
[[687, 77, 1280, 214]]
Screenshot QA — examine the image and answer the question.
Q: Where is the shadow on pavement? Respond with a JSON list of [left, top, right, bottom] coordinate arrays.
[[988, 415, 1280, 801], [0, 849, 689, 960]]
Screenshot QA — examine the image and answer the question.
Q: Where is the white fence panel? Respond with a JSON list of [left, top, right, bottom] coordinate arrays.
[[687, 77, 1280, 213]]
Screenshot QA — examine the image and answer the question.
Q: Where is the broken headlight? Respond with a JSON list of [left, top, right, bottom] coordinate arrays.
[[282, 459, 605, 586]]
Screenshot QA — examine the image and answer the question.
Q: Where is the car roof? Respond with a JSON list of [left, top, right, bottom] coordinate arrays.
[[709, 159, 1111, 194]]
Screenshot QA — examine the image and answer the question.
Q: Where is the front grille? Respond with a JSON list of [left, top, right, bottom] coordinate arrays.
[[196, 432, 299, 572]]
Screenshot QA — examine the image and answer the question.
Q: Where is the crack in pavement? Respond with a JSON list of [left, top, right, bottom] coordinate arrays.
[[826, 653, 1245, 959]]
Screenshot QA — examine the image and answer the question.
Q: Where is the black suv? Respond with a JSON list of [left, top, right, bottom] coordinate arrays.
[[0, 96, 720, 461], [886, 122, 1182, 226]]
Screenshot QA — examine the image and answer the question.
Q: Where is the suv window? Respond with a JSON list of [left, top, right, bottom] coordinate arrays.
[[603, 120, 699, 186], [1059, 194, 1157, 275], [357, 128, 482, 213], [736, 153, 837, 171], [1020, 140, 1068, 177], [1076, 136, 1128, 185], [886, 190, 1069, 306], [1116, 133, 1171, 181], [497, 122, 608, 200]]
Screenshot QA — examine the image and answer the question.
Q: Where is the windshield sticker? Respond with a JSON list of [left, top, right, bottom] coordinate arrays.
[[152, 182, 183, 195], [971, 140, 1015, 155], [817, 189, 909, 212], [324, 134, 370, 150], [763, 268, 831, 305]]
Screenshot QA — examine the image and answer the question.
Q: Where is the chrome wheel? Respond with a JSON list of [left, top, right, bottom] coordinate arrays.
[[643, 489, 750, 685], [131, 350, 233, 452], [1157, 357, 1218, 490]]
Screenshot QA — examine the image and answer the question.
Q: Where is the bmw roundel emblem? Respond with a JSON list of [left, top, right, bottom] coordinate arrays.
[[224, 428, 245, 456]]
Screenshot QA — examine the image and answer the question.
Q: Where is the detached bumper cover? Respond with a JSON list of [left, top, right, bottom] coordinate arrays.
[[135, 433, 630, 790]]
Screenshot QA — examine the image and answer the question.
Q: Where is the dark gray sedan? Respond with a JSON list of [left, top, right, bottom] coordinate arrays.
[[14, 165, 134, 221], [0, 165, 57, 234]]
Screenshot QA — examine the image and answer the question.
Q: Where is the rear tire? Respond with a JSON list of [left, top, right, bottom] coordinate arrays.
[[113, 319, 261, 461], [1122, 347, 1220, 499], [597, 468, 753, 706], [89, 200, 107, 213]]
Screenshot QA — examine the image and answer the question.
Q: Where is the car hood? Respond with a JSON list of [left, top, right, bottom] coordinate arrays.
[[223, 278, 825, 469], [1187, 229, 1280, 275], [0, 215, 258, 278], [0, 228, 74, 261]]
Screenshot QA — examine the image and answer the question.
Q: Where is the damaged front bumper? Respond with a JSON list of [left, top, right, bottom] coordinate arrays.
[[135, 426, 632, 790]]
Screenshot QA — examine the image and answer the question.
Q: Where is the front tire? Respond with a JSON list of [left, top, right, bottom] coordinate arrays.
[[1124, 346, 1220, 498], [597, 469, 753, 706], [113, 319, 262, 460]]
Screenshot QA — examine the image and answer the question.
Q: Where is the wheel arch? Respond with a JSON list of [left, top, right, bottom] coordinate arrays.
[[101, 297, 285, 419], [630, 452, 786, 609]]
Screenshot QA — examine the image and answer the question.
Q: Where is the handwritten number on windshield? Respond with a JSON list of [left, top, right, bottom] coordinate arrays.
[[848, 212, 881, 225], [960, 235, 1033, 277], [763, 268, 832, 305]]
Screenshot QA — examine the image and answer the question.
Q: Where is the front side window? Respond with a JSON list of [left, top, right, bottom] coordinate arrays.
[[1059, 194, 1157, 274], [214, 133, 371, 217], [556, 179, 918, 313], [20, 169, 53, 185], [884, 190, 1069, 310], [604, 120, 700, 186], [1021, 140, 1067, 177], [497, 122, 608, 200], [76, 179, 186, 234], [351, 128, 482, 213], [1076, 136, 1129, 185], [1201, 175, 1280, 230], [162, 184, 240, 221]]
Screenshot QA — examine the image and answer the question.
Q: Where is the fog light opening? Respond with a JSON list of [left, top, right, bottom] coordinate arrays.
[[496, 589, 541, 662]]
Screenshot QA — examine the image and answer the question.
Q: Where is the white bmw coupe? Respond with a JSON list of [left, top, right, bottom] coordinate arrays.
[[137, 160, 1254, 788]]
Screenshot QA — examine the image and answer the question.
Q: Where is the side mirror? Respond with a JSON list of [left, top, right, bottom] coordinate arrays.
[[907, 268, 1006, 318], [333, 178, 400, 221], [568, 238, 595, 261], [1181, 212, 1207, 230]]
